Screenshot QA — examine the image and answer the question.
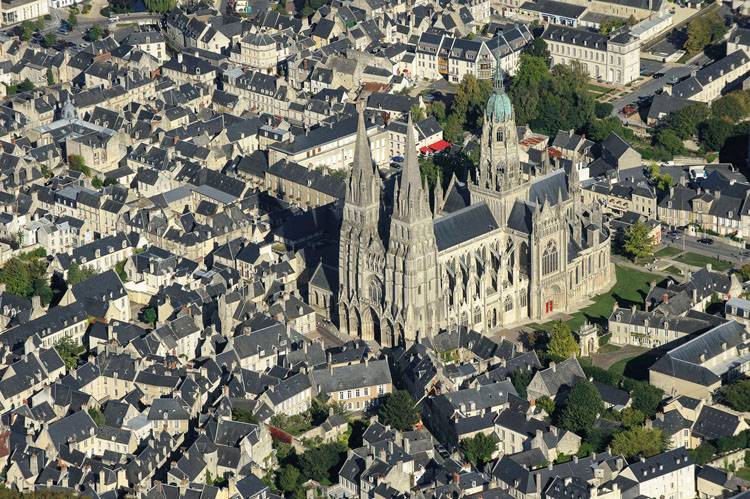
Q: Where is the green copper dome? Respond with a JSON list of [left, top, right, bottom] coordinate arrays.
[[486, 65, 512, 123]]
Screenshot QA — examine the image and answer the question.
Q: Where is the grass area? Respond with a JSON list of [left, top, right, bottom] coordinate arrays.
[[608, 355, 639, 377], [533, 265, 660, 333], [737, 468, 750, 481], [654, 247, 683, 258], [587, 83, 613, 95], [663, 265, 684, 277], [598, 343, 621, 354], [674, 252, 732, 271]]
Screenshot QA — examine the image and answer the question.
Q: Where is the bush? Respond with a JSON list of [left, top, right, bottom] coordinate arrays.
[[595, 102, 614, 119]]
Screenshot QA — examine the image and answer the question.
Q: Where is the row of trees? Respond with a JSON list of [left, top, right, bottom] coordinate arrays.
[[684, 11, 727, 57]]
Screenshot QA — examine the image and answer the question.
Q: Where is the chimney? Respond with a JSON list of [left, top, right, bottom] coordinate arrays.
[[550, 362, 556, 373]]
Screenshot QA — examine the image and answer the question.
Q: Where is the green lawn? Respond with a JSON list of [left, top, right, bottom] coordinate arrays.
[[654, 247, 683, 258], [664, 265, 683, 277], [608, 355, 639, 377], [674, 252, 732, 271], [534, 265, 660, 333], [598, 343, 621, 354], [737, 468, 750, 481]]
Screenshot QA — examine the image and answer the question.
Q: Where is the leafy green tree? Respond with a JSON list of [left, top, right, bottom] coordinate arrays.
[[610, 427, 666, 459], [559, 380, 604, 434], [619, 407, 645, 429], [623, 221, 654, 261], [68, 11, 78, 27], [17, 79, 35, 93], [537, 396, 556, 415], [711, 91, 750, 121], [144, 0, 176, 11], [91, 177, 104, 189], [0, 257, 49, 301], [68, 155, 91, 176], [511, 368, 532, 399], [43, 33, 56, 48], [689, 442, 716, 465], [47, 68, 55, 85], [699, 117, 734, 151], [410, 104, 426, 121], [55, 337, 84, 370], [378, 390, 419, 431], [654, 128, 684, 156], [87, 25, 104, 41], [67, 262, 96, 286], [546, 321, 578, 360], [232, 408, 259, 424], [19, 20, 36, 40], [88, 407, 105, 426], [428, 100, 447, 123], [142, 306, 157, 325], [277, 464, 301, 493], [623, 379, 663, 418], [524, 37, 550, 63], [661, 103, 709, 140], [594, 102, 614, 119], [719, 379, 750, 412], [510, 54, 551, 126], [460, 433, 497, 468], [298, 442, 347, 484]]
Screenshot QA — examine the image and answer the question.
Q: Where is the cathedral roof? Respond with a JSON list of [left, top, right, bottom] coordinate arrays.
[[528, 168, 569, 206], [433, 202, 498, 251]]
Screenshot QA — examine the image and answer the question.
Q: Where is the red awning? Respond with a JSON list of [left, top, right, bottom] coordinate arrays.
[[419, 146, 430, 154], [429, 140, 451, 152]]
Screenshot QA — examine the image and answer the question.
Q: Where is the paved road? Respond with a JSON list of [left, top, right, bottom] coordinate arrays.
[[609, 64, 696, 116], [662, 232, 747, 266]]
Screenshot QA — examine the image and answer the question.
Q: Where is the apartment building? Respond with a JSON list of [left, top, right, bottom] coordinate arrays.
[[542, 25, 640, 85]]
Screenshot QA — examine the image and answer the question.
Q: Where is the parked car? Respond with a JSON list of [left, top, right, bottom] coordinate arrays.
[[698, 238, 714, 245]]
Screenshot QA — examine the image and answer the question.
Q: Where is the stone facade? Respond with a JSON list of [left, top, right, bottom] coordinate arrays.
[[337, 69, 615, 346]]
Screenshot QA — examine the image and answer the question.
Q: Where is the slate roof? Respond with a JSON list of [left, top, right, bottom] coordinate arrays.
[[433, 202, 499, 251]]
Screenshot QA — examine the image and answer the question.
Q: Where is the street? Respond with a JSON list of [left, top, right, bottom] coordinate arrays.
[[662, 231, 748, 266], [609, 64, 696, 116]]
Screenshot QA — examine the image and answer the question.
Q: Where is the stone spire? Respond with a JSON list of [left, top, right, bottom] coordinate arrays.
[[346, 101, 379, 207], [394, 113, 430, 221]]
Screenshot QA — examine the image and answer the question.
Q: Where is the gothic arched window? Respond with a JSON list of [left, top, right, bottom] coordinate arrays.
[[496, 129, 504, 142], [368, 277, 382, 305], [504, 295, 513, 312], [542, 241, 558, 276]]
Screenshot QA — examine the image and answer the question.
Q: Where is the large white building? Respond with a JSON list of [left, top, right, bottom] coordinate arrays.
[[542, 25, 641, 85], [1, 0, 48, 25]]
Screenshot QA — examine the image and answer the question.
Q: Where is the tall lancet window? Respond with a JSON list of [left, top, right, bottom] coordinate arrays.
[[542, 241, 559, 276]]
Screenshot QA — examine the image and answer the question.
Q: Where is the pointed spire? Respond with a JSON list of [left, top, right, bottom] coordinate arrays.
[[347, 101, 378, 207], [395, 113, 429, 221], [433, 179, 444, 218]]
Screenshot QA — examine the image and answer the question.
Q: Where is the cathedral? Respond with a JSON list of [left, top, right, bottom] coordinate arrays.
[[337, 69, 615, 347]]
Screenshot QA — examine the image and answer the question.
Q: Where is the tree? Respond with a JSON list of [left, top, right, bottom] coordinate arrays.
[[232, 408, 259, 424], [661, 103, 709, 140], [594, 102, 614, 119], [142, 306, 157, 325], [546, 321, 578, 360], [610, 427, 666, 459], [377, 390, 419, 431], [91, 177, 104, 189], [55, 337, 84, 370], [699, 117, 734, 151], [523, 37, 550, 63], [428, 101, 447, 123], [689, 442, 716, 465], [619, 407, 645, 429], [0, 257, 49, 302], [17, 79, 35, 93], [88, 407, 105, 426], [537, 396, 556, 415], [68, 155, 91, 176], [511, 368, 532, 399], [510, 54, 551, 126], [67, 262, 96, 286], [144, 0, 176, 11], [87, 25, 104, 42], [410, 104, 426, 122], [624, 379, 664, 418], [277, 464, 301, 493], [559, 380, 604, 434], [623, 221, 654, 261], [460, 433, 497, 468], [298, 442, 347, 484], [68, 11, 78, 27], [685, 16, 711, 56], [43, 33, 56, 48], [654, 128, 684, 156], [719, 379, 750, 412], [47, 68, 55, 85], [712, 91, 750, 122], [19, 20, 36, 40]]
